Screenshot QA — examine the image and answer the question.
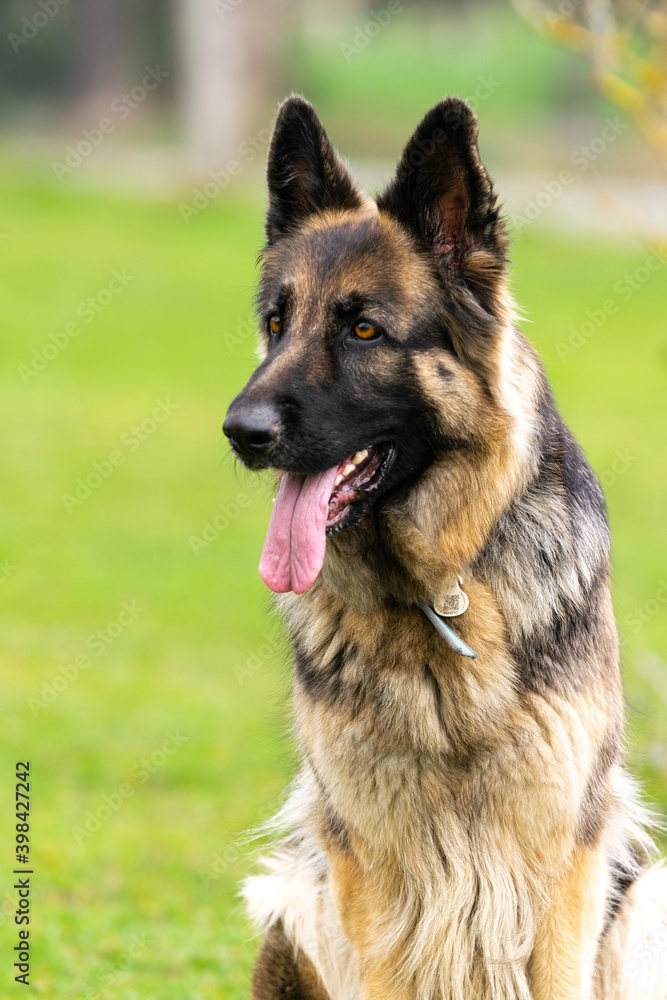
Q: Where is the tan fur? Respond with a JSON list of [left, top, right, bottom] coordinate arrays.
[[381, 292, 540, 603], [244, 374, 661, 998], [530, 844, 611, 999], [245, 554, 644, 999], [243, 301, 661, 998], [236, 98, 665, 996]]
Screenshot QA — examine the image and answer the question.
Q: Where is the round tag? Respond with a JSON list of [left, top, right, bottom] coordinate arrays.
[[434, 580, 469, 618]]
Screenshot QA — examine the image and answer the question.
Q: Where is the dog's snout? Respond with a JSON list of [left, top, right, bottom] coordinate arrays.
[[223, 401, 280, 460]]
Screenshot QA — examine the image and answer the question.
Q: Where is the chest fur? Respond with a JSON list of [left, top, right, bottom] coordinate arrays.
[[288, 589, 599, 857]]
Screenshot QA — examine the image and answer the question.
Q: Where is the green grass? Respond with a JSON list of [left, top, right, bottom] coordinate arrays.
[[289, 2, 598, 159], [0, 172, 665, 998]]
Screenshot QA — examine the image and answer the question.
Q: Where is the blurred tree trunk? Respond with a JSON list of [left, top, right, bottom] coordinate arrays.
[[173, 0, 301, 176], [71, 0, 137, 118], [174, 0, 251, 173]]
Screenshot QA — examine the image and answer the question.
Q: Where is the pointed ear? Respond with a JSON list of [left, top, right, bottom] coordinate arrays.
[[377, 98, 506, 275], [265, 95, 363, 245]]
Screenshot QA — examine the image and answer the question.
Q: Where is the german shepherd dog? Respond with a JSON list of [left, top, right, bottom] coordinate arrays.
[[223, 96, 667, 999]]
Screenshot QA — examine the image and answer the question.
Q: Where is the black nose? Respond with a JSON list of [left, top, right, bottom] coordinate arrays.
[[222, 401, 280, 460]]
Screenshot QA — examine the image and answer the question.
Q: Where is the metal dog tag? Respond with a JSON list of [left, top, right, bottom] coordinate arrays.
[[420, 604, 477, 659], [433, 579, 469, 618]]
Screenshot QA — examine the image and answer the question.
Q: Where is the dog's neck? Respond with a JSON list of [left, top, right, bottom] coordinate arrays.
[[318, 316, 541, 605]]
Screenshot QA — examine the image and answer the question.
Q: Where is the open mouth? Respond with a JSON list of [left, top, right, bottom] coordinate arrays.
[[258, 443, 394, 595], [326, 444, 394, 531]]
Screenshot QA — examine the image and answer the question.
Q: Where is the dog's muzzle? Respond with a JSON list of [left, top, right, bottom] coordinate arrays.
[[223, 399, 280, 464]]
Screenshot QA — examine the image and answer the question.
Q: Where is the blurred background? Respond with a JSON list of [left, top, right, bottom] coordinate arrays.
[[0, 1, 665, 996]]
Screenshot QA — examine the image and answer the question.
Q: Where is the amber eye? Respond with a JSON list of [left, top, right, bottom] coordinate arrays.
[[353, 321, 379, 341], [268, 314, 281, 336]]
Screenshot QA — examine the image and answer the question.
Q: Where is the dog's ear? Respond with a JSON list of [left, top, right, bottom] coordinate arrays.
[[265, 95, 363, 245], [377, 98, 506, 278]]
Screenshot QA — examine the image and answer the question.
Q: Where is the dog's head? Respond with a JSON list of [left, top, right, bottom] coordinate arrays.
[[224, 96, 518, 596]]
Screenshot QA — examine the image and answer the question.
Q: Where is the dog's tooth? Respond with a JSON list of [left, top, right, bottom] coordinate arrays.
[[352, 449, 368, 465], [334, 474, 344, 487], [343, 463, 356, 477]]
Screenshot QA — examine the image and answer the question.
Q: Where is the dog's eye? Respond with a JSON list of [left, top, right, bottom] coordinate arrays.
[[268, 314, 281, 336], [352, 321, 381, 342]]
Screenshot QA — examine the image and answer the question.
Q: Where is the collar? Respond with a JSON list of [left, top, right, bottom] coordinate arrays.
[[419, 577, 477, 659]]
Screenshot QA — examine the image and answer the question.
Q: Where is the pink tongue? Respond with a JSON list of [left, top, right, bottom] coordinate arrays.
[[259, 466, 340, 594]]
